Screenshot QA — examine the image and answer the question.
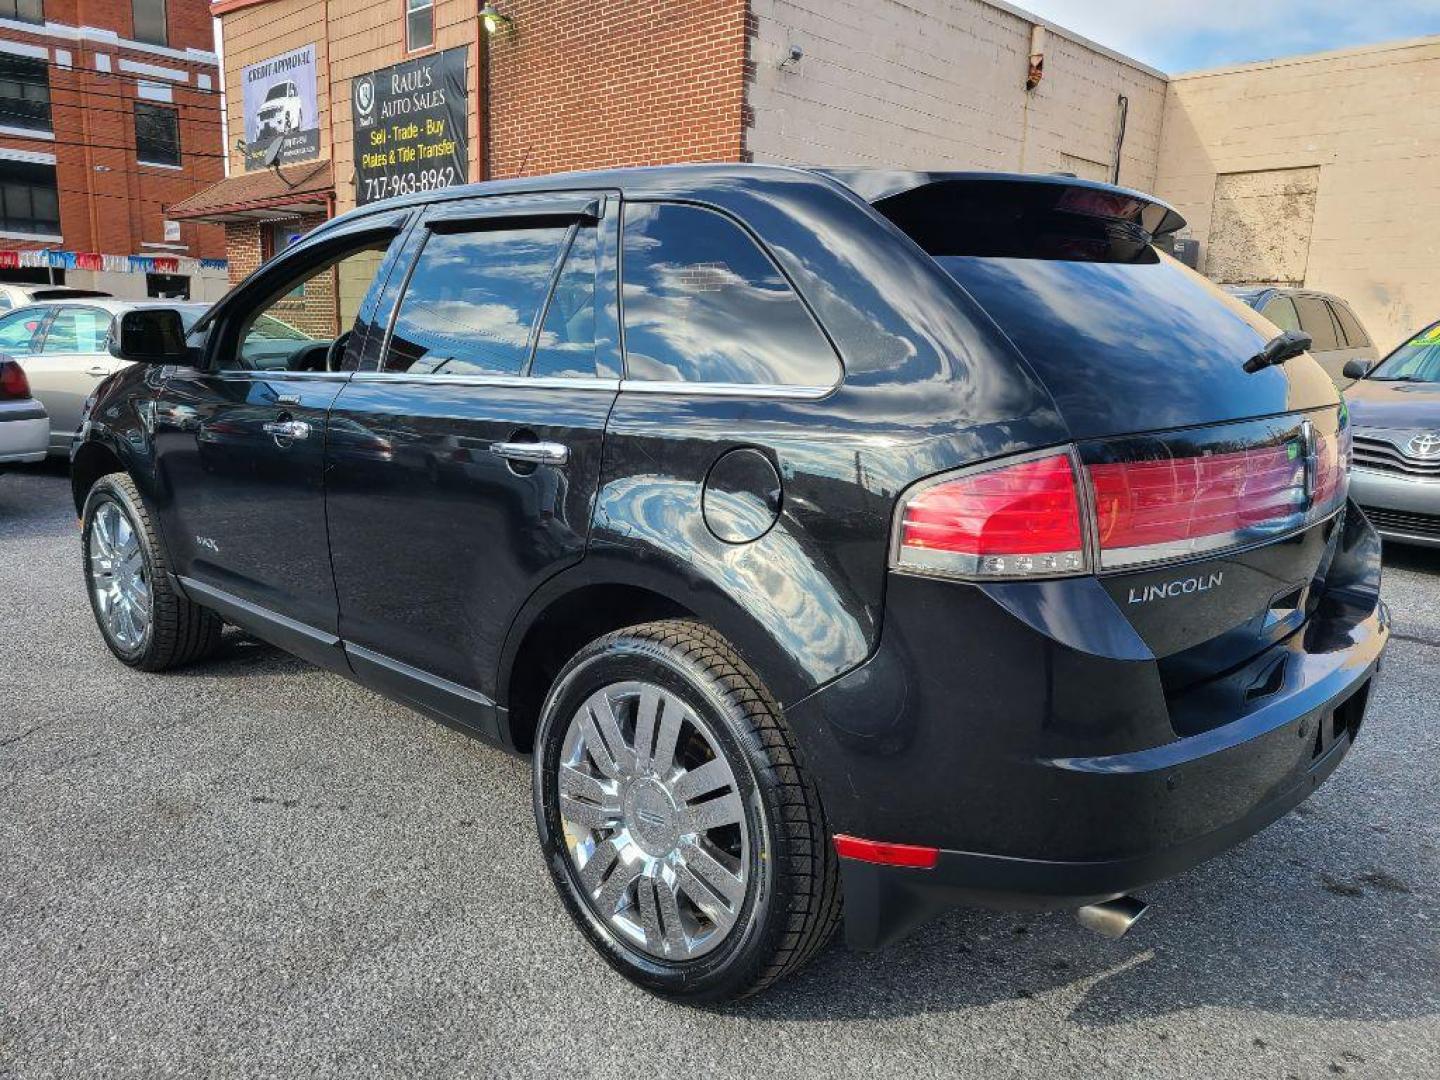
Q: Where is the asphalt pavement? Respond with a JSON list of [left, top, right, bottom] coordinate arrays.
[[2, 460, 1438, 1080]]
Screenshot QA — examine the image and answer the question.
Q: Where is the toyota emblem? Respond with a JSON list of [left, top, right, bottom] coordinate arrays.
[[1407, 432, 1440, 459]]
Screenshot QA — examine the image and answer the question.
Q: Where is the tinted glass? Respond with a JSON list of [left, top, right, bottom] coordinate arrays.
[[1261, 295, 1300, 333], [135, 103, 180, 166], [133, 0, 167, 46], [0, 54, 51, 131], [42, 307, 109, 353], [620, 202, 839, 387], [385, 226, 569, 377], [531, 225, 598, 379], [0, 308, 42, 352], [229, 241, 393, 372], [1293, 296, 1340, 351], [0, 160, 58, 235], [1331, 301, 1370, 348]]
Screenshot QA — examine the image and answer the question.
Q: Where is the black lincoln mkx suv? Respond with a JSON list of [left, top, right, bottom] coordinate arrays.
[[72, 164, 1387, 1001]]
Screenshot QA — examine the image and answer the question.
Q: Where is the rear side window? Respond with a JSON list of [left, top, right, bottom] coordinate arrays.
[[531, 224, 601, 379], [620, 202, 839, 388], [385, 226, 570, 376], [41, 306, 109, 353], [1293, 296, 1340, 351], [1260, 295, 1300, 333], [1331, 301, 1371, 348]]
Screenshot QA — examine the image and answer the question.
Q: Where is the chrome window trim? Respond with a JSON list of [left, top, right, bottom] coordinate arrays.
[[350, 370, 621, 391], [616, 379, 835, 399], [346, 370, 833, 398]]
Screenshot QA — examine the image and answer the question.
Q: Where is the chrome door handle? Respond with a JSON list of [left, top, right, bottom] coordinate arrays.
[[490, 441, 568, 466], [86, 365, 111, 377], [262, 419, 311, 440]]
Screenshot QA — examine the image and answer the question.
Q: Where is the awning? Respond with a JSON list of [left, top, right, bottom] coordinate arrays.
[[166, 160, 334, 223]]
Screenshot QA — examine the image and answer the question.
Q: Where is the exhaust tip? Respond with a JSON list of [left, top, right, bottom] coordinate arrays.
[[1076, 896, 1149, 939]]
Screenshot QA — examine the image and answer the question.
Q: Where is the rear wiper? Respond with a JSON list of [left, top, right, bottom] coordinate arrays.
[[1243, 330, 1313, 374]]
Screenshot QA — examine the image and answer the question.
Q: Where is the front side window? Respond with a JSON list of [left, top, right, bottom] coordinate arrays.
[[0, 0, 44, 24], [0, 159, 60, 236], [1293, 295, 1340, 352], [228, 240, 395, 372], [620, 202, 839, 387], [0, 307, 44, 352], [135, 103, 180, 166], [0, 54, 51, 132], [132, 0, 167, 46], [41, 307, 109, 353], [384, 225, 570, 377], [1261, 295, 1300, 334], [406, 0, 434, 51]]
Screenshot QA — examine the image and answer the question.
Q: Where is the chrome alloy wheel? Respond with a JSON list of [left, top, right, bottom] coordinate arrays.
[[88, 501, 150, 652], [557, 680, 752, 961]]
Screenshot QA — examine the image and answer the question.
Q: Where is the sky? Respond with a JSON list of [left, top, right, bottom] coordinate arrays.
[[1016, 0, 1440, 72]]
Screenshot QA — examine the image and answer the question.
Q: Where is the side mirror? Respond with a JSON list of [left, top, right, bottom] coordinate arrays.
[[1342, 358, 1373, 381], [109, 308, 189, 364]]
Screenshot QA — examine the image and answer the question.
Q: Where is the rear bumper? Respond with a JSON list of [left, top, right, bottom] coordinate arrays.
[[785, 503, 1388, 949], [838, 643, 1379, 948], [0, 403, 49, 464]]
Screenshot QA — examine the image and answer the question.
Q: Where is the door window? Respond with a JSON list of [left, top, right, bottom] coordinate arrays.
[[1330, 301, 1371, 348], [530, 224, 601, 379], [228, 240, 395, 372], [1293, 296, 1340, 352], [0, 307, 42, 353], [384, 225, 570, 377], [1260, 295, 1300, 334], [41, 307, 109, 353], [620, 202, 840, 388]]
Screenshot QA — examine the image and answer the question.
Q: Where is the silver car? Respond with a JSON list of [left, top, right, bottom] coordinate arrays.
[[1344, 320, 1440, 548], [0, 357, 48, 469], [0, 283, 110, 313], [1226, 285, 1378, 387], [0, 299, 208, 456]]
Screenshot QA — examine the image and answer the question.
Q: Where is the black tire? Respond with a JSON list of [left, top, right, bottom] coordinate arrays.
[[533, 619, 841, 1002], [81, 473, 223, 671]]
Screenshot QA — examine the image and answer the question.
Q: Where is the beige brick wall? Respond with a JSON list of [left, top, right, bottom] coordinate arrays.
[[221, 0, 483, 215], [745, 0, 1167, 189], [1155, 36, 1440, 351]]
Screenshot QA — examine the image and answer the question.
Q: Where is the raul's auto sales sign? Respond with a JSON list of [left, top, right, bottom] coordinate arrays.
[[352, 47, 469, 205]]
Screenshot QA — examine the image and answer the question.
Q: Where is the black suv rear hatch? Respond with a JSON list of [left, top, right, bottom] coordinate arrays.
[[850, 172, 1354, 726]]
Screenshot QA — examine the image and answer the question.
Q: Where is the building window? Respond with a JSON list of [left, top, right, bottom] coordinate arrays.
[[0, 54, 51, 131], [132, 0, 167, 46], [0, 159, 60, 236], [135, 102, 180, 166], [406, 0, 434, 51], [0, 0, 45, 25]]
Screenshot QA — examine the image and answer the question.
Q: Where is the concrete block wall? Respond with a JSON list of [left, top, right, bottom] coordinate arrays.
[[1156, 36, 1440, 351], [745, 0, 1166, 189]]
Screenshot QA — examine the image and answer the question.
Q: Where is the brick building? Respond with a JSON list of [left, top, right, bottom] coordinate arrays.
[[0, 0, 228, 300], [172, 0, 1440, 351]]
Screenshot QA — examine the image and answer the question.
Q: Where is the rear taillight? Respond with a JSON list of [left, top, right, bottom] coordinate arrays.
[[891, 451, 1087, 579], [0, 360, 30, 401], [1087, 443, 1306, 568], [891, 416, 1349, 581]]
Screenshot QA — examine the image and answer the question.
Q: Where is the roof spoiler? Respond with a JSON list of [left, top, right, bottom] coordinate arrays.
[[817, 169, 1187, 242]]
